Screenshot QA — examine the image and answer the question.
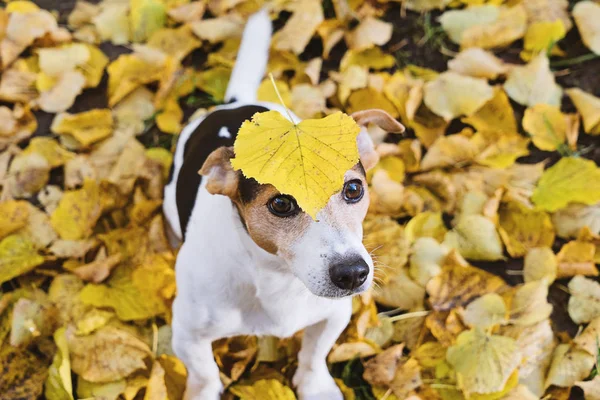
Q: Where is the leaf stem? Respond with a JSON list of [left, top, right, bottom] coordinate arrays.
[[268, 73, 296, 123]]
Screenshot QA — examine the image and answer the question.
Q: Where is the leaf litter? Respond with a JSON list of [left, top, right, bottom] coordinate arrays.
[[0, 0, 599, 399]]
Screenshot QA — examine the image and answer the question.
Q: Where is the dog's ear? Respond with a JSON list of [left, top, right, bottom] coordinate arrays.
[[351, 109, 405, 171], [199, 146, 239, 199]]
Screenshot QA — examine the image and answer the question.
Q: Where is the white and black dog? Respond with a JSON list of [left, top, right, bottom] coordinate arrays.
[[163, 8, 405, 400]]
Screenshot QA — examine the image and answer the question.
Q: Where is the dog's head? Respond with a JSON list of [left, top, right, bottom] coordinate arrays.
[[200, 109, 404, 298]]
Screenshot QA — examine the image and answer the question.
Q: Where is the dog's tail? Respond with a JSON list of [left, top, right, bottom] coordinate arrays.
[[224, 8, 272, 103]]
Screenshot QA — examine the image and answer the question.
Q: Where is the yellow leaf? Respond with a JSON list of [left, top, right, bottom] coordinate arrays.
[[107, 53, 167, 107], [572, 1, 600, 55], [509, 281, 553, 325], [340, 47, 396, 72], [405, 211, 448, 243], [156, 96, 183, 134], [130, 0, 167, 43], [76, 378, 126, 400], [290, 83, 326, 119], [345, 17, 393, 51], [38, 43, 90, 77], [503, 53, 562, 107], [257, 79, 291, 105], [148, 25, 201, 61], [113, 87, 156, 134], [523, 247, 557, 284], [67, 325, 151, 382], [167, 1, 206, 23], [0, 200, 30, 240], [556, 240, 598, 279], [497, 201, 555, 258], [327, 340, 379, 364], [196, 66, 231, 101], [444, 215, 504, 261], [45, 327, 74, 400], [462, 87, 517, 133], [6, 1, 40, 13], [21, 137, 75, 168], [448, 48, 508, 79], [522, 104, 569, 151], [190, 14, 243, 43], [421, 133, 477, 170], [80, 44, 109, 88], [423, 71, 494, 121], [545, 343, 596, 387], [460, 293, 507, 329], [471, 130, 530, 169], [521, 20, 566, 61], [50, 179, 102, 240], [51, 109, 113, 148], [426, 255, 506, 311], [552, 202, 600, 238], [404, 0, 450, 11], [231, 111, 360, 219], [414, 342, 446, 368], [229, 379, 296, 400], [363, 216, 410, 283], [374, 269, 425, 310], [144, 355, 187, 400], [92, 3, 131, 45], [79, 254, 174, 320], [145, 148, 174, 180], [566, 88, 600, 135], [272, 0, 323, 55], [522, 0, 572, 31], [568, 275, 600, 324], [0, 235, 44, 285], [532, 157, 600, 212], [409, 237, 449, 286], [37, 70, 86, 113], [446, 329, 520, 395], [347, 87, 398, 118], [440, 5, 500, 44], [574, 317, 600, 360]]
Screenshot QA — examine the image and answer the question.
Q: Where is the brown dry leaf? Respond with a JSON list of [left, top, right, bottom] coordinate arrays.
[[423, 72, 494, 121], [443, 215, 504, 261], [272, 0, 323, 55], [568, 275, 600, 324], [503, 53, 562, 107], [0, 67, 38, 103], [0, 104, 37, 151], [497, 201, 555, 258], [363, 216, 410, 284], [546, 343, 596, 388], [50, 179, 102, 241], [36, 70, 86, 113], [462, 87, 517, 133], [67, 325, 151, 383], [0, 344, 50, 400], [328, 340, 379, 364], [523, 247, 557, 284], [0, 234, 45, 285], [566, 88, 600, 135], [362, 344, 405, 387], [71, 249, 122, 284], [426, 254, 506, 311], [10, 296, 58, 347], [446, 328, 521, 395], [345, 17, 392, 51], [420, 134, 477, 170], [556, 241, 598, 279], [447, 48, 508, 79], [572, 1, 600, 55]]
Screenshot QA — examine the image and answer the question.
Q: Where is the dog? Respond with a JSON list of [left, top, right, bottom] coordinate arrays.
[[163, 8, 405, 400]]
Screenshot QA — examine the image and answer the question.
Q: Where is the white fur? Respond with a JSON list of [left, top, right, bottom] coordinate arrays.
[[164, 9, 373, 400]]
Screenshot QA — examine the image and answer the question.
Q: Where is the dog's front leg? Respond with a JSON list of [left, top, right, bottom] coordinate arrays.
[[172, 327, 221, 400], [293, 300, 352, 400]]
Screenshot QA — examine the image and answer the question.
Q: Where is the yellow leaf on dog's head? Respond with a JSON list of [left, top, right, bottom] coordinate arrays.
[[572, 1, 600, 55], [568, 275, 600, 324], [566, 88, 600, 135], [231, 111, 360, 219], [51, 109, 114, 148], [532, 157, 600, 212], [50, 179, 102, 240], [423, 72, 494, 121], [446, 329, 521, 395], [503, 53, 562, 107], [229, 379, 296, 400], [522, 104, 568, 151], [0, 234, 45, 285]]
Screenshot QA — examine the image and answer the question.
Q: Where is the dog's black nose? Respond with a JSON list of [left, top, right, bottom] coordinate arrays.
[[329, 258, 369, 290]]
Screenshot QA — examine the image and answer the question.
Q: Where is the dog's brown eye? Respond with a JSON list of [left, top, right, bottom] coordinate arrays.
[[268, 195, 297, 217], [343, 180, 364, 203]]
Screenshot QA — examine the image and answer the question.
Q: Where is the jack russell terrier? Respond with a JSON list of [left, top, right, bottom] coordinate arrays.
[[163, 8, 405, 400]]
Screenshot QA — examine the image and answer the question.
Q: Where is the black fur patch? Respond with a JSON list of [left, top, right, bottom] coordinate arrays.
[[175, 105, 268, 238]]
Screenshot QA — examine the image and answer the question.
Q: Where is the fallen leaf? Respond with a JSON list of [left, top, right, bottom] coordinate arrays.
[[447, 48, 508, 79], [67, 325, 151, 383], [76, 377, 126, 400], [523, 247, 557, 284], [462, 87, 517, 133], [545, 343, 596, 387], [44, 327, 74, 400], [130, 0, 167, 43], [190, 15, 243, 43], [420, 134, 477, 170], [497, 201, 555, 258], [572, 1, 600, 55], [196, 66, 230, 102], [340, 47, 396, 72], [272, 0, 323, 55], [471, 130, 530, 169], [503, 54, 562, 107], [522, 104, 569, 151], [0, 68, 38, 103], [574, 317, 600, 358], [347, 87, 398, 118], [532, 157, 600, 212], [231, 111, 360, 219], [556, 240, 598, 279], [553, 202, 600, 239], [0, 344, 50, 400], [521, 20, 566, 61], [167, 1, 206, 23], [446, 328, 521, 395], [156, 96, 183, 134], [51, 109, 113, 148], [80, 44, 109, 88], [0, 200, 30, 240], [257, 79, 291, 105], [568, 275, 600, 324], [426, 254, 506, 311], [409, 237, 449, 286], [423, 71, 494, 121], [50, 179, 102, 240], [362, 344, 405, 386], [460, 293, 507, 329], [374, 269, 426, 310], [444, 215, 504, 261], [107, 53, 167, 107], [509, 281, 553, 326], [37, 43, 90, 77], [522, 0, 572, 31], [328, 340, 379, 363], [290, 83, 327, 119], [92, 3, 130, 45], [566, 88, 600, 135], [576, 376, 600, 400], [405, 212, 448, 244], [36, 70, 86, 113], [0, 235, 44, 285], [144, 355, 187, 400], [71, 250, 122, 284], [345, 17, 393, 51], [229, 379, 296, 400]]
